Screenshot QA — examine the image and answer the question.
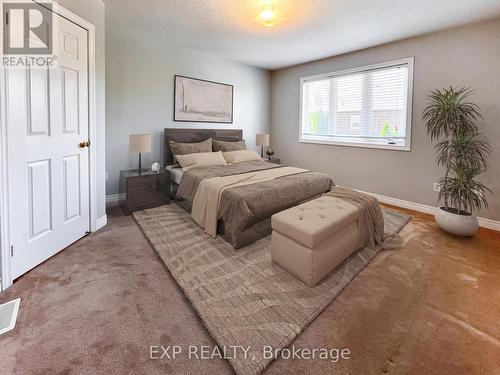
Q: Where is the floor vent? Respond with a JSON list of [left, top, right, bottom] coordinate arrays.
[[0, 298, 20, 336]]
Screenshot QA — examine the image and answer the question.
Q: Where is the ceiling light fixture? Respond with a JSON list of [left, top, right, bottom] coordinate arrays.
[[254, 0, 286, 28], [259, 5, 275, 23]]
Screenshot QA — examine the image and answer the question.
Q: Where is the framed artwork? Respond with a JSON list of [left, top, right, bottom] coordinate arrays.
[[174, 75, 234, 123]]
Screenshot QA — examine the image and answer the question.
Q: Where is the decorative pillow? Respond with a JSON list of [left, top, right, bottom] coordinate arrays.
[[223, 150, 261, 164], [212, 139, 247, 152], [176, 151, 227, 171], [169, 138, 212, 162]]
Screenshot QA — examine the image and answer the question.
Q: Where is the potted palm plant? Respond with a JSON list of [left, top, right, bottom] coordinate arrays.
[[423, 87, 491, 236]]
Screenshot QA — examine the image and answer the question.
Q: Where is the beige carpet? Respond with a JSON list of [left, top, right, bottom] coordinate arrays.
[[133, 204, 410, 375], [1, 206, 499, 374]]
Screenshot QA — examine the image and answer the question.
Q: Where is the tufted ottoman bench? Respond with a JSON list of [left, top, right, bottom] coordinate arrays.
[[271, 195, 362, 287]]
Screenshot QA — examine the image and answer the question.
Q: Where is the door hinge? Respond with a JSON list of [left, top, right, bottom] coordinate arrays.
[[5, 12, 9, 26], [10, 245, 14, 257]]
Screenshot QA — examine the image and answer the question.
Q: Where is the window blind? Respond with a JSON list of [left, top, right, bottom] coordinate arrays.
[[300, 59, 413, 150]]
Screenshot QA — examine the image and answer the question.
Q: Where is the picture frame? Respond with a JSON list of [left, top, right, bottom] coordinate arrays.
[[174, 75, 234, 124]]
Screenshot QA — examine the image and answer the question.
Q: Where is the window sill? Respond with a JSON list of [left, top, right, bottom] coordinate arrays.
[[299, 137, 411, 152]]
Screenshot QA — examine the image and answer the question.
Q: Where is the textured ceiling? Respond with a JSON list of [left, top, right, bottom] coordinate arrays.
[[106, 0, 500, 70]]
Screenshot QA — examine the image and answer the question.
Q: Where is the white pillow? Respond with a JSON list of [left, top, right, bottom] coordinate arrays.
[[176, 151, 227, 171], [223, 150, 261, 164]]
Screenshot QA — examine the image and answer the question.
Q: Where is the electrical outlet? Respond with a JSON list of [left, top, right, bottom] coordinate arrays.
[[433, 182, 441, 192]]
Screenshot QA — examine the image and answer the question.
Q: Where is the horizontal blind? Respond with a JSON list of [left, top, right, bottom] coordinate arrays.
[[302, 63, 409, 141], [302, 79, 330, 136]]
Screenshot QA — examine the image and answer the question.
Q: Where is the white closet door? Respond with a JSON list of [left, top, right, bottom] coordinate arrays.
[[7, 11, 90, 279]]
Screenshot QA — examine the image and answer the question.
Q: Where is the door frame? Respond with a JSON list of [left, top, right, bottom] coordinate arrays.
[[0, 1, 98, 291]]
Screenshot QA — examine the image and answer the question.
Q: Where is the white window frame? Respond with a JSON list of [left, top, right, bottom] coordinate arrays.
[[299, 57, 414, 151]]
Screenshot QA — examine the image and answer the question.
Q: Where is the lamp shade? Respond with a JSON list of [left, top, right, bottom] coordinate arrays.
[[256, 134, 270, 147], [129, 134, 151, 154]]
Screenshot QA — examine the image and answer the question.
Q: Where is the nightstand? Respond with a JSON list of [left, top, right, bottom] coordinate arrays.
[[119, 170, 170, 215], [267, 158, 281, 164]]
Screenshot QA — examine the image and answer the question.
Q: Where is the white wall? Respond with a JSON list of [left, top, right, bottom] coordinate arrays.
[[271, 19, 500, 221], [105, 28, 271, 196]]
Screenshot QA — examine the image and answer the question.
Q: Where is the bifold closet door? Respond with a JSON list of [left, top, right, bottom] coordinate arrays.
[[7, 9, 90, 279]]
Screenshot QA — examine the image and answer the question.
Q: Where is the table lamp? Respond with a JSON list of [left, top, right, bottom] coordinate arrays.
[[256, 134, 270, 158], [129, 134, 151, 173]]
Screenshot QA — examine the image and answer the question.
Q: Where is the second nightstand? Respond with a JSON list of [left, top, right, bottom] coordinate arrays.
[[119, 170, 170, 215]]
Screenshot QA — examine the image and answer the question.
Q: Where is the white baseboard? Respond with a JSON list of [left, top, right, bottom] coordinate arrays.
[[357, 189, 500, 232], [104, 190, 500, 232], [95, 215, 108, 231], [106, 193, 125, 207], [476, 217, 500, 232]]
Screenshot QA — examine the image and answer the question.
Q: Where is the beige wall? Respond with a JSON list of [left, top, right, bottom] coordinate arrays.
[[271, 19, 500, 221], [105, 28, 271, 195]]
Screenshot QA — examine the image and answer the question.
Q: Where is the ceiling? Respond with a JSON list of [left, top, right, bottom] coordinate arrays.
[[106, 0, 500, 70]]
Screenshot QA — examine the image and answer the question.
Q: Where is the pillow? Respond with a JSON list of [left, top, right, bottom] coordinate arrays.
[[176, 151, 227, 171], [212, 139, 247, 152], [169, 138, 212, 162], [223, 150, 261, 164]]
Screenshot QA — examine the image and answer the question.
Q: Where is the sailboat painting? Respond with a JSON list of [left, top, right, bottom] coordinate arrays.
[[174, 75, 234, 123]]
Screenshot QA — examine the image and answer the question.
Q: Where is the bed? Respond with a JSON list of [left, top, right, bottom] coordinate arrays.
[[164, 128, 334, 249], [165, 165, 183, 185]]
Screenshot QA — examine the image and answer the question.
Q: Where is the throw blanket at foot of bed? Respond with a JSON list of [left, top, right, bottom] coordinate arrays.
[[325, 186, 385, 250], [192, 167, 308, 237]]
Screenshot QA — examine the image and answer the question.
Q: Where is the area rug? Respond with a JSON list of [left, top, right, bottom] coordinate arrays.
[[133, 204, 410, 375]]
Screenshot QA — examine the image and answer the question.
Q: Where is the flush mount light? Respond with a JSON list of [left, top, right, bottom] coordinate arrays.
[[259, 5, 275, 23], [254, 1, 286, 28]]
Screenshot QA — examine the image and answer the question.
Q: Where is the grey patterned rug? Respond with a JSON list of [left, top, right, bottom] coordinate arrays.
[[133, 204, 410, 375]]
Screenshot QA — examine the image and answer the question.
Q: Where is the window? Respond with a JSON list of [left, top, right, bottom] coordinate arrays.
[[300, 58, 414, 151]]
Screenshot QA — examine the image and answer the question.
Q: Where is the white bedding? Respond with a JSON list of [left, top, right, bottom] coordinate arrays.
[[165, 165, 184, 184]]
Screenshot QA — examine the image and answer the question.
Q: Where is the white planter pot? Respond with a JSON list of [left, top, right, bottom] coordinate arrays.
[[435, 207, 479, 237]]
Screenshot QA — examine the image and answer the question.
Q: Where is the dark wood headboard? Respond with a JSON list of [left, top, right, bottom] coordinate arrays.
[[164, 128, 243, 165]]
